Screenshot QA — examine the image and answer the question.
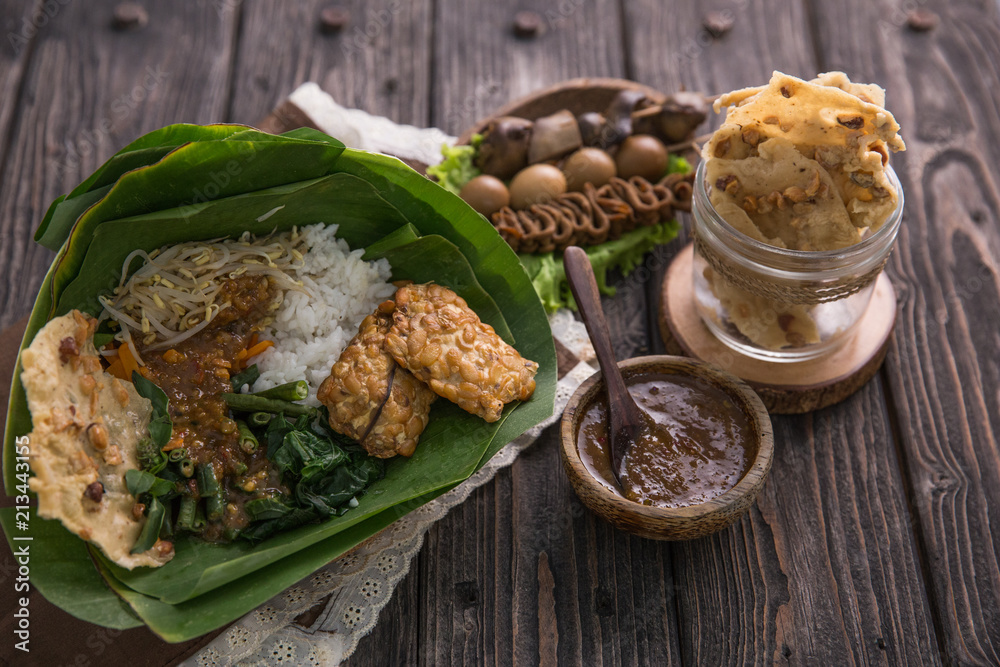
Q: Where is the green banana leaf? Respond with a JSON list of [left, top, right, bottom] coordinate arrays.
[[362, 229, 512, 342], [36, 124, 266, 248], [49, 135, 347, 303], [109, 402, 513, 604], [93, 488, 448, 642], [55, 173, 408, 317], [2, 127, 556, 639], [0, 508, 142, 629]]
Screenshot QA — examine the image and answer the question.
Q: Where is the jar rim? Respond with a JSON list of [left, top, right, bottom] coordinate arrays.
[[693, 158, 904, 266]]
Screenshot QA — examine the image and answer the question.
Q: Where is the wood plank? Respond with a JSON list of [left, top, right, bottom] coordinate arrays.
[[626, 0, 941, 663], [226, 5, 435, 665], [431, 0, 628, 135], [0, 0, 239, 331], [0, 1, 39, 172], [230, 0, 433, 129], [420, 2, 684, 665], [808, 0, 1000, 662], [0, 2, 240, 665]]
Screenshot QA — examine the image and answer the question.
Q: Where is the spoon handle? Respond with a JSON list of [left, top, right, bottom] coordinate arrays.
[[563, 247, 645, 476]]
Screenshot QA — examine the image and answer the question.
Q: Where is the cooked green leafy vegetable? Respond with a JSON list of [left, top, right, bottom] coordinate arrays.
[[230, 363, 260, 392], [132, 371, 172, 448], [519, 219, 681, 312], [125, 469, 175, 498], [243, 414, 385, 541]]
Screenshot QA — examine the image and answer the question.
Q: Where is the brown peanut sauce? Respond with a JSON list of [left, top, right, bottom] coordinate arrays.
[[576, 373, 752, 508], [136, 275, 285, 539]]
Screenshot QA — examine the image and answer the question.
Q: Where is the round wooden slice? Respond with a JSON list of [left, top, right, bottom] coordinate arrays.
[[658, 243, 897, 414]]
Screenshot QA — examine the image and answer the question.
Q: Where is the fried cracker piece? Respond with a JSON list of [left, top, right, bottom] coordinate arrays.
[[21, 311, 173, 569], [385, 283, 538, 423], [707, 71, 905, 234], [703, 267, 820, 350], [318, 306, 437, 458], [706, 138, 862, 251]]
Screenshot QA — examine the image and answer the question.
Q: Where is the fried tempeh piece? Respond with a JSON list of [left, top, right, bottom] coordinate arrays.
[[318, 305, 437, 458], [385, 283, 539, 423]]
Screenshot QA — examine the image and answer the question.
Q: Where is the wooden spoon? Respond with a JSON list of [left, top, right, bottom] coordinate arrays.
[[563, 246, 647, 495]]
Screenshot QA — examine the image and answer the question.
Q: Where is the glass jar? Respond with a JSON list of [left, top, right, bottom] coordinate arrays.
[[691, 159, 903, 362]]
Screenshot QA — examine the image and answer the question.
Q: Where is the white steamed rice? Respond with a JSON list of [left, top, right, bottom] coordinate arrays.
[[247, 223, 395, 405]]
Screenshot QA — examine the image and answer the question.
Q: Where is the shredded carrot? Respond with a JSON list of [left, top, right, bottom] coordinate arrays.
[[249, 332, 259, 348], [162, 349, 184, 364], [118, 343, 140, 380], [162, 436, 185, 452], [245, 339, 274, 359], [105, 357, 128, 381]]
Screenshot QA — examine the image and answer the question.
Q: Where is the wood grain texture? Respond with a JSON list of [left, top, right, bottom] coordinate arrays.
[[0, 0, 239, 330], [627, 0, 942, 664], [231, 5, 435, 665], [230, 0, 433, 129], [0, 2, 241, 665], [806, 0, 1000, 663], [2, 0, 1000, 663], [0, 1, 38, 173], [431, 0, 627, 135], [421, 1, 685, 665]]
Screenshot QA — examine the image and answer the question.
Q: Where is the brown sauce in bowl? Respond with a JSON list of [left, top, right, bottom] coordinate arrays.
[[576, 372, 753, 508]]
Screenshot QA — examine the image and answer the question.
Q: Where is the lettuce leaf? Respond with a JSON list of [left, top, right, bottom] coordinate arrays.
[[426, 135, 481, 195], [518, 219, 681, 313]]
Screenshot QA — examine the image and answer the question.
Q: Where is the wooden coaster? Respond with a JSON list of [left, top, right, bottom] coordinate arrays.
[[658, 244, 896, 414]]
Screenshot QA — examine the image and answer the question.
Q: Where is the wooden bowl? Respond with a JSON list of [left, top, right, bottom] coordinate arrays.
[[457, 77, 668, 145], [559, 355, 774, 541]]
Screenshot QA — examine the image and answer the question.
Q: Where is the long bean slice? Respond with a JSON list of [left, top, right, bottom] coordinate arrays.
[[196, 463, 221, 497], [131, 498, 165, 554], [249, 411, 273, 427], [191, 505, 207, 532], [230, 364, 260, 391], [237, 420, 259, 454], [206, 494, 225, 522], [222, 392, 317, 418], [252, 380, 308, 401], [177, 495, 197, 531]]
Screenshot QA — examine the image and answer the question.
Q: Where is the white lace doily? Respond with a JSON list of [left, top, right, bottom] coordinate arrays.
[[184, 310, 594, 666]]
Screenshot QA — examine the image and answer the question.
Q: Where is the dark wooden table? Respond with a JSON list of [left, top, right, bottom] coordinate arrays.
[[1, 1, 999, 665]]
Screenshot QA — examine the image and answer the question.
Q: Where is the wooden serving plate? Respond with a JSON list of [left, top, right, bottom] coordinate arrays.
[[659, 244, 897, 414], [457, 77, 670, 144]]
